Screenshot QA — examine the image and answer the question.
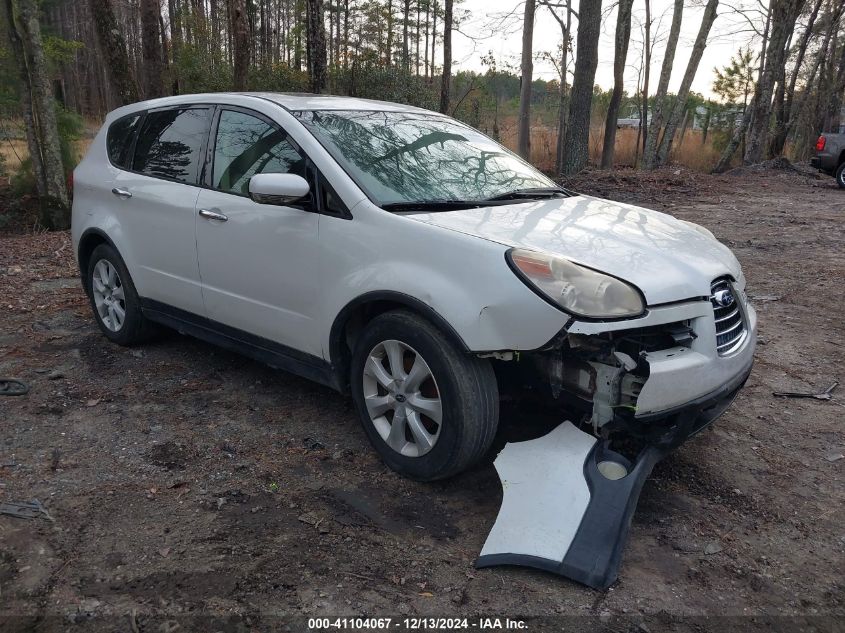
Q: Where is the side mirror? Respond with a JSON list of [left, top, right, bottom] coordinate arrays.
[[248, 173, 310, 206]]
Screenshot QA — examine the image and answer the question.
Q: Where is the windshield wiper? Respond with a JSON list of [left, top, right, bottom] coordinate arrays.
[[381, 200, 486, 212], [485, 187, 573, 201]]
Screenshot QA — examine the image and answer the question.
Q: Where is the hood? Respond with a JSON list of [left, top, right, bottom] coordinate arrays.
[[405, 195, 741, 305]]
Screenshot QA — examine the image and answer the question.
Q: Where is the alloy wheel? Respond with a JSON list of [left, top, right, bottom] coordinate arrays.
[[362, 339, 442, 457], [91, 259, 126, 332]]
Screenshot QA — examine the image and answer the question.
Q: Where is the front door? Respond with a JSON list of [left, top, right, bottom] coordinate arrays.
[[195, 108, 322, 357]]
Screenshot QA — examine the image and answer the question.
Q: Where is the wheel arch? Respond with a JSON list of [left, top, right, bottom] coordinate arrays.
[[77, 228, 120, 294], [329, 291, 471, 392]]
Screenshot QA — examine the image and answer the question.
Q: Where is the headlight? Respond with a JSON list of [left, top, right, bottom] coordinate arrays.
[[507, 249, 645, 318]]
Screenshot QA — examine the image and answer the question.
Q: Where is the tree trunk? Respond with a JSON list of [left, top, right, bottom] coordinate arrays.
[[306, 0, 327, 92], [655, 0, 719, 166], [2, 0, 45, 196], [769, 0, 824, 155], [745, 0, 804, 164], [230, 0, 249, 90], [825, 38, 845, 131], [140, 0, 165, 98], [562, 0, 602, 175], [386, 0, 393, 64], [641, 0, 651, 156], [430, 0, 437, 80], [601, 0, 634, 169], [549, 1, 572, 176], [517, 0, 535, 160], [424, 0, 430, 78], [438, 0, 452, 113], [11, 0, 70, 227], [641, 0, 683, 169], [780, 2, 844, 148], [402, 0, 410, 72], [89, 0, 139, 105]]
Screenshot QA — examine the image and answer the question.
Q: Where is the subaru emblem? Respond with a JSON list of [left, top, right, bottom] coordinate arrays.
[[713, 289, 735, 308]]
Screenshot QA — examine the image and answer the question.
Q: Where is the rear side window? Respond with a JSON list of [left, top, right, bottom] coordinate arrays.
[[106, 114, 141, 168], [132, 107, 211, 185], [212, 109, 306, 195]]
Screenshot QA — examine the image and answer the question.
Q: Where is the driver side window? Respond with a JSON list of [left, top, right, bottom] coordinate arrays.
[[212, 109, 306, 196]]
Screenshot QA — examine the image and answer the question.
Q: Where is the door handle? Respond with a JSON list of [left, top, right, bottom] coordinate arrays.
[[198, 209, 228, 222], [111, 187, 132, 199]]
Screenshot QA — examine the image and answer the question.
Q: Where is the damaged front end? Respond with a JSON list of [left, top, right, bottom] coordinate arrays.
[[478, 283, 756, 588]]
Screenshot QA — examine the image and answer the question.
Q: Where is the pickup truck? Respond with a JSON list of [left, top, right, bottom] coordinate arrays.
[[811, 133, 845, 188]]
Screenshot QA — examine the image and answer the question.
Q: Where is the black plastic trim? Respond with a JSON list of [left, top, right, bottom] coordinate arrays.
[[140, 298, 340, 391], [76, 228, 120, 292], [328, 291, 471, 389]]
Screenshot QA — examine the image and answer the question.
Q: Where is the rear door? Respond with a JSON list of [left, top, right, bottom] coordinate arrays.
[[112, 106, 212, 316], [194, 107, 322, 356]]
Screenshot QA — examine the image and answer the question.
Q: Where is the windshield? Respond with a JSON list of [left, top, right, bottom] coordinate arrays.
[[293, 110, 556, 207]]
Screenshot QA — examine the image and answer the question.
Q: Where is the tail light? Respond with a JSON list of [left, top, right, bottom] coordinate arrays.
[[815, 135, 826, 151]]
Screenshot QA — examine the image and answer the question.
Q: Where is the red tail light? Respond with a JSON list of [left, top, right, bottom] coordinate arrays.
[[815, 135, 826, 151]]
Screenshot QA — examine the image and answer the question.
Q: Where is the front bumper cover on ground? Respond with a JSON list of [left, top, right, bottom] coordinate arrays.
[[476, 362, 752, 589]]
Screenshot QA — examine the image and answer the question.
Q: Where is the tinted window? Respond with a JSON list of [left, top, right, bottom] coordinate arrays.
[[212, 110, 306, 195], [132, 108, 211, 184], [107, 114, 141, 168]]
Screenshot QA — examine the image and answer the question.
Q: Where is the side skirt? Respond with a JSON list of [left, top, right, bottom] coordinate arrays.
[[140, 298, 341, 391]]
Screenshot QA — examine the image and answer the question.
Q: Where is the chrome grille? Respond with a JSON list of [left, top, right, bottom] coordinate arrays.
[[711, 278, 746, 355]]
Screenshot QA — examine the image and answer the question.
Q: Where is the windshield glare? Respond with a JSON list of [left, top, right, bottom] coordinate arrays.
[[293, 110, 555, 207]]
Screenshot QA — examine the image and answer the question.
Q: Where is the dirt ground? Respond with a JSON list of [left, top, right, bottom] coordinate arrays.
[[1, 166, 844, 632]]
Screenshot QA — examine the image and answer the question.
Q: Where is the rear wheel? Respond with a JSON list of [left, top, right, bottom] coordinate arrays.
[[836, 162, 845, 189], [350, 310, 499, 481], [86, 244, 156, 345]]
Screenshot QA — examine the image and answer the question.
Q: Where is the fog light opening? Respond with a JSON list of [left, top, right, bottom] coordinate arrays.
[[597, 460, 628, 480]]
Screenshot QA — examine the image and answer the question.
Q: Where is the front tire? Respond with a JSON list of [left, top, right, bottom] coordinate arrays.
[[836, 162, 845, 189], [350, 310, 499, 481], [86, 244, 155, 345]]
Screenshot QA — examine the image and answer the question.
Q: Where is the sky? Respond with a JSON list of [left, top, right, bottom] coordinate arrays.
[[448, 0, 763, 102]]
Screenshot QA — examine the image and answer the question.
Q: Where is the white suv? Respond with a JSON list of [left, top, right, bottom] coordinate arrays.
[[72, 93, 756, 481]]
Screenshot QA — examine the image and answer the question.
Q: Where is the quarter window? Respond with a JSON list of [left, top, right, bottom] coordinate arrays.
[[107, 114, 141, 168], [132, 108, 211, 185], [212, 109, 306, 195]]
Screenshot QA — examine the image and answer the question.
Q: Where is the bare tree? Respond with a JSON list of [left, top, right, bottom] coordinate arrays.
[[230, 0, 250, 90], [713, 2, 773, 172], [439, 0, 452, 113], [544, 0, 573, 175], [5, 0, 70, 227], [517, 0, 536, 159], [306, 0, 328, 93], [641, 0, 651, 155], [90, 0, 139, 105], [641, 0, 684, 169], [140, 0, 166, 98], [601, 0, 635, 168], [745, 0, 805, 164], [769, 0, 824, 155], [655, 0, 720, 166], [563, 0, 602, 175]]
